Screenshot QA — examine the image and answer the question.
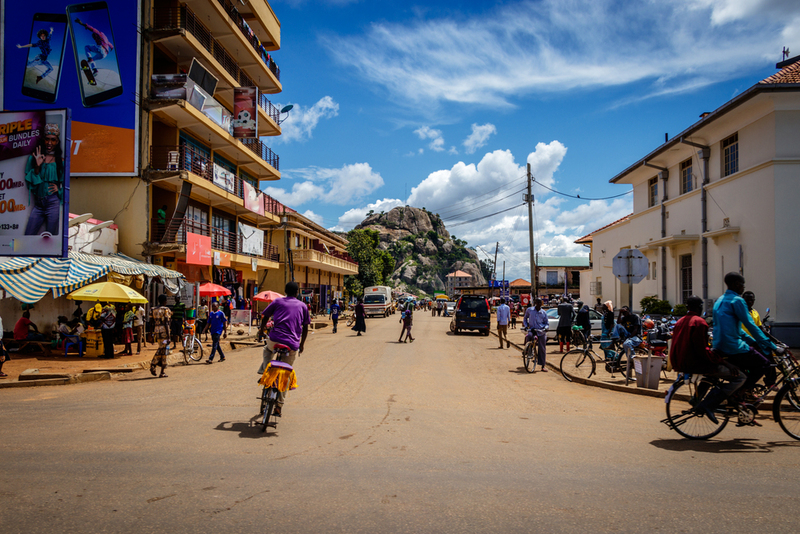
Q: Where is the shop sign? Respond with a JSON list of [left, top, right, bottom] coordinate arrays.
[[186, 231, 211, 265]]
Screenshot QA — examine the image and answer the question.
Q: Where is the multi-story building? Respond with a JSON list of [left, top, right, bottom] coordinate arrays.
[[262, 210, 358, 313], [446, 270, 473, 296], [582, 56, 800, 343], [69, 0, 293, 301]]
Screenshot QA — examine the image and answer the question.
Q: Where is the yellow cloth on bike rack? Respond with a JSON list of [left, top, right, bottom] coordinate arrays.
[[258, 363, 297, 392]]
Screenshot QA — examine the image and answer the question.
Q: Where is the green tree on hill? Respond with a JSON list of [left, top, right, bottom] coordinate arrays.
[[345, 229, 395, 295]]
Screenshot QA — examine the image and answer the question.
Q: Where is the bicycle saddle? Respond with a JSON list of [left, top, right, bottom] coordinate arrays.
[[273, 343, 292, 351]]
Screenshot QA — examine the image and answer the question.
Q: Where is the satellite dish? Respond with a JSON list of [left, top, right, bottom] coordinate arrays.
[[69, 213, 93, 227], [89, 220, 115, 233], [280, 104, 294, 113]]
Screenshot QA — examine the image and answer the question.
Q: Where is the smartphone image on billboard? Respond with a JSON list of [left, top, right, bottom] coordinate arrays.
[[20, 13, 68, 103], [67, 1, 123, 107]]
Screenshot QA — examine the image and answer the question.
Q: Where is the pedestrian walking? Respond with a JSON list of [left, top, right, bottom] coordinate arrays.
[[196, 298, 209, 342], [150, 294, 172, 378], [352, 298, 366, 336], [121, 306, 135, 356], [134, 303, 146, 354], [557, 298, 575, 353], [204, 301, 228, 363], [398, 304, 414, 343], [330, 299, 341, 333], [496, 298, 511, 349]]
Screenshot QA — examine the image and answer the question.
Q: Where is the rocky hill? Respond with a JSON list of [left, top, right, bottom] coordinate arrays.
[[355, 206, 487, 296]]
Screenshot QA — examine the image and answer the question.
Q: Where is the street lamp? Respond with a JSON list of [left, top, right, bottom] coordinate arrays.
[[277, 104, 293, 125]]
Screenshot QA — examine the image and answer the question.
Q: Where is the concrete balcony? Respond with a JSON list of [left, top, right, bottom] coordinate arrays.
[[145, 98, 279, 180], [292, 249, 359, 275], [150, 3, 281, 94]]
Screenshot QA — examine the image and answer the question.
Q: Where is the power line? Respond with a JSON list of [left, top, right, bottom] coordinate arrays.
[[532, 180, 632, 201], [447, 203, 525, 228]]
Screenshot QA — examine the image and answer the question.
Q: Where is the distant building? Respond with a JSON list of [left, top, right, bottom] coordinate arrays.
[[446, 270, 473, 295]]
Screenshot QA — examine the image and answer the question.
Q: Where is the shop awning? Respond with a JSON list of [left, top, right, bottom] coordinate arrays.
[[0, 252, 185, 304]]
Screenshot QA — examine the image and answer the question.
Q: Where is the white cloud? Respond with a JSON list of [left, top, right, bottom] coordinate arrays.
[[277, 96, 339, 143], [331, 198, 405, 231], [414, 126, 445, 152], [325, 0, 800, 108], [302, 210, 325, 225], [263, 162, 383, 207], [527, 141, 567, 188], [463, 123, 496, 154]]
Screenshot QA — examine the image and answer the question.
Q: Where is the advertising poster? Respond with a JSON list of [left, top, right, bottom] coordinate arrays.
[[212, 163, 235, 193], [0, 108, 71, 257], [238, 222, 263, 256], [186, 231, 212, 265], [1, 0, 141, 175], [242, 180, 264, 216], [233, 87, 258, 139]]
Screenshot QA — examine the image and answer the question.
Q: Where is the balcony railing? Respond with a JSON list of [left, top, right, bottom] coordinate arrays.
[[150, 144, 286, 212], [216, 0, 281, 81], [151, 4, 280, 89], [150, 217, 280, 262], [311, 242, 357, 264], [292, 249, 359, 270], [241, 138, 279, 170]]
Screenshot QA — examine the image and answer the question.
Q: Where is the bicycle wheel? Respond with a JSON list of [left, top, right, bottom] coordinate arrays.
[[773, 381, 800, 440], [523, 342, 536, 373], [665, 380, 729, 439], [616, 352, 635, 385], [560, 349, 597, 382], [346, 316, 355, 327], [259, 386, 268, 415], [186, 336, 205, 362], [261, 392, 275, 432]]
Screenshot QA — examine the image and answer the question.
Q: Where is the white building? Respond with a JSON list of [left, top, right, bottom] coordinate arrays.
[[581, 56, 800, 344]]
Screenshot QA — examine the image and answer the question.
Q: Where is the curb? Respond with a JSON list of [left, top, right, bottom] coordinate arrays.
[[0, 342, 259, 390], [490, 330, 668, 398]]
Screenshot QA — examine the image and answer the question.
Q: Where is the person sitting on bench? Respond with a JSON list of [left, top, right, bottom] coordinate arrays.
[[14, 311, 45, 342]]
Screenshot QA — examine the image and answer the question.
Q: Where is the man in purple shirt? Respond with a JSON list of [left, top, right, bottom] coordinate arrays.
[[257, 281, 310, 416]]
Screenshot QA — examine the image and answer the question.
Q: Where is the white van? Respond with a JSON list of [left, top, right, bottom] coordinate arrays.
[[363, 286, 393, 317]]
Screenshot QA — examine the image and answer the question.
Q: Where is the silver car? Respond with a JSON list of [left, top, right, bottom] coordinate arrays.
[[544, 307, 604, 341]]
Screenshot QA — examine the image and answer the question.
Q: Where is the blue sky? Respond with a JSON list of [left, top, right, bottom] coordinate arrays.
[[262, 0, 800, 281]]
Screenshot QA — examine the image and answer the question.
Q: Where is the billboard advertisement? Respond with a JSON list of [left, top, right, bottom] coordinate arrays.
[[233, 87, 257, 139], [238, 222, 263, 256], [0, 108, 71, 257], [242, 180, 264, 216], [1, 0, 140, 175], [186, 231, 212, 266]]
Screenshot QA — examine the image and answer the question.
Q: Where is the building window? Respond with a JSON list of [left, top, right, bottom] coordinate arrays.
[[680, 254, 692, 304], [680, 159, 693, 194], [722, 133, 738, 177], [652, 262, 657, 280], [648, 177, 658, 207]]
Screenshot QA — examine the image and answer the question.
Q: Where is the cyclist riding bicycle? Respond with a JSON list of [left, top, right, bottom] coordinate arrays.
[[257, 281, 310, 418], [522, 298, 549, 371], [670, 295, 746, 423]]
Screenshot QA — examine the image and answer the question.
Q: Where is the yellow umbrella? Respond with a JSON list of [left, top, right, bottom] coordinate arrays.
[[67, 281, 148, 303], [435, 294, 449, 300]]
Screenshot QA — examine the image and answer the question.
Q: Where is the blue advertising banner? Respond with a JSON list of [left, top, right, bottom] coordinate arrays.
[[0, 108, 71, 257], [1, 0, 140, 175]]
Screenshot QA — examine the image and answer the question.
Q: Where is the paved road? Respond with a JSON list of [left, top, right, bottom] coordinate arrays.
[[2, 313, 799, 533]]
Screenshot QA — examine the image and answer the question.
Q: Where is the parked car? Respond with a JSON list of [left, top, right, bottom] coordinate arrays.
[[445, 301, 456, 316], [452, 295, 491, 335], [544, 307, 603, 341]]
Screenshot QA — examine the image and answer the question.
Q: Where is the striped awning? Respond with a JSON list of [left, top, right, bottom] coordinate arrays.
[[0, 252, 184, 304], [70, 251, 184, 279], [0, 257, 41, 274], [52, 260, 111, 298], [0, 258, 71, 303]]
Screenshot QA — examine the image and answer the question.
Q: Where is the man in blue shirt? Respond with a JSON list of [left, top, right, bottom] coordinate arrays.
[[713, 272, 781, 395], [496, 298, 511, 349], [523, 299, 550, 371], [203, 301, 228, 363], [330, 300, 341, 334]]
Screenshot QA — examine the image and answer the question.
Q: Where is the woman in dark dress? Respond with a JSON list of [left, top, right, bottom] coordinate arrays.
[[352, 298, 366, 336]]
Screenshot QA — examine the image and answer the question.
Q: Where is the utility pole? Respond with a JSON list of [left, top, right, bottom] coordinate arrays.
[[502, 261, 505, 299], [490, 241, 499, 298], [526, 163, 536, 303]]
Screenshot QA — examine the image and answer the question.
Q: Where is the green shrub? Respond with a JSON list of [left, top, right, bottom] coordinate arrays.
[[672, 304, 688, 316], [640, 296, 672, 314]]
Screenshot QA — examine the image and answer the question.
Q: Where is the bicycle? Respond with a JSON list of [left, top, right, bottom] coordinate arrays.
[[181, 320, 204, 364], [342, 313, 355, 327], [257, 344, 295, 433], [559, 336, 648, 384], [521, 328, 541, 373], [662, 338, 800, 440]]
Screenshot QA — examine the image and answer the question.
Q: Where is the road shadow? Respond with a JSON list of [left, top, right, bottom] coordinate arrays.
[[214, 419, 275, 439], [650, 437, 800, 454], [508, 367, 530, 374]]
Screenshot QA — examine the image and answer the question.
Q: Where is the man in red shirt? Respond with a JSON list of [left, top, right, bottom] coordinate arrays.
[[14, 311, 44, 341], [670, 296, 745, 423]]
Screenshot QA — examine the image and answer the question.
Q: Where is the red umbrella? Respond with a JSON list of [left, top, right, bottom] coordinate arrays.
[[253, 290, 284, 302], [198, 283, 232, 297]]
